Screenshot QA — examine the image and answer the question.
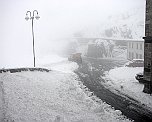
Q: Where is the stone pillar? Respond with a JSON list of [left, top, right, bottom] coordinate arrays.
[[143, 0, 152, 93]]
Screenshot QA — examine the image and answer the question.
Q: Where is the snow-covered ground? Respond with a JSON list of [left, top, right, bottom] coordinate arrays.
[[37, 54, 67, 66], [104, 66, 152, 109], [0, 59, 132, 122], [37, 54, 79, 74], [41, 61, 78, 74]]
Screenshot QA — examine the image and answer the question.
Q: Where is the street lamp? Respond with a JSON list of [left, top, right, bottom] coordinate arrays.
[[25, 10, 40, 67]]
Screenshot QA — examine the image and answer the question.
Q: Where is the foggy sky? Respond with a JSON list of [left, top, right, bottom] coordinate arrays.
[[0, 0, 145, 68]]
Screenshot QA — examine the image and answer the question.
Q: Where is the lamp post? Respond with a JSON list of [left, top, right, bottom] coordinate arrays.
[[25, 10, 40, 67]]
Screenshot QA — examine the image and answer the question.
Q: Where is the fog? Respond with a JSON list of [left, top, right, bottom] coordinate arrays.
[[0, 0, 145, 68]]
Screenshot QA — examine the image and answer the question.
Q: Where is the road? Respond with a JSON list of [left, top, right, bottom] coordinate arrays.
[[75, 57, 152, 122]]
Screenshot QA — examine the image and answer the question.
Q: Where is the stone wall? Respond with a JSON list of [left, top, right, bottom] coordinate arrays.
[[0, 81, 4, 122]]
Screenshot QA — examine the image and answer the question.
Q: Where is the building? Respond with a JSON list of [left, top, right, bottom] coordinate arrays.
[[143, 0, 152, 93], [127, 40, 144, 60]]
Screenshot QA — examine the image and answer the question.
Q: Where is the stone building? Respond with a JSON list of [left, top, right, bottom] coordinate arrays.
[[127, 40, 144, 60], [143, 0, 152, 93]]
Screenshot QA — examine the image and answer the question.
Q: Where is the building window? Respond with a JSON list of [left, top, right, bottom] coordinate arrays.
[[136, 53, 138, 59], [139, 54, 142, 59], [136, 43, 138, 49], [132, 43, 134, 48], [140, 44, 142, 50], [129, 52, 131, 58], [132, 52, 134, 59], [129, 43, 131, 48]]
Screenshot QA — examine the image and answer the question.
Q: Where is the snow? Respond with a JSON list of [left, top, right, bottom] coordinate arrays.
[[113, 47, 127, 59], [48, 61, 78, 73], [0, 62, 131, 122], [106, 67, 143, 81], [37, 54, 78, 73], [37, 54, 67, 66], [82, 7, 145, 39], [104, 66, 152, 109]]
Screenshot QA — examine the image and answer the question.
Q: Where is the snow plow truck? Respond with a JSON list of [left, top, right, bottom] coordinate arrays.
[[68, 53, 82, 64]]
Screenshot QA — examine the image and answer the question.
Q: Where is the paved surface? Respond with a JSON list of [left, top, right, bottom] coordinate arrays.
[[75, 57, 152, 122]]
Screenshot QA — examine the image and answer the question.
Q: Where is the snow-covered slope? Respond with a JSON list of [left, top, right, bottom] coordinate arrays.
[[83, 8, 145, 39], [103, 8, 144, 39]]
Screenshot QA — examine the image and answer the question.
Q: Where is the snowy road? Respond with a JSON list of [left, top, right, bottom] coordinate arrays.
[[75, 57, 152, 122]]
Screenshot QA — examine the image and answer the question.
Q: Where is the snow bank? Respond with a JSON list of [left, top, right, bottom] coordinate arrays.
[[104, 66, 152, 108], [37, 54, 78, 73], [107, 67, 143, 81], [0, 71, 131, 122], [50, 61, 78, 73]]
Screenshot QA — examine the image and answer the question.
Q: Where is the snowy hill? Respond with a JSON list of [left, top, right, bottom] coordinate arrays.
[[103, 8, 145, 39], [82, 8, 145, 39]]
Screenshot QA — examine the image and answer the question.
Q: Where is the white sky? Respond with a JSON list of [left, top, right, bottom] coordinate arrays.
[[0, 0, 145, 68]]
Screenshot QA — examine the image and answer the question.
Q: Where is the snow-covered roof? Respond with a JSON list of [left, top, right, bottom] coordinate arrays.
[[124, 39, 144, 42], [72, 37, 144, 42]]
